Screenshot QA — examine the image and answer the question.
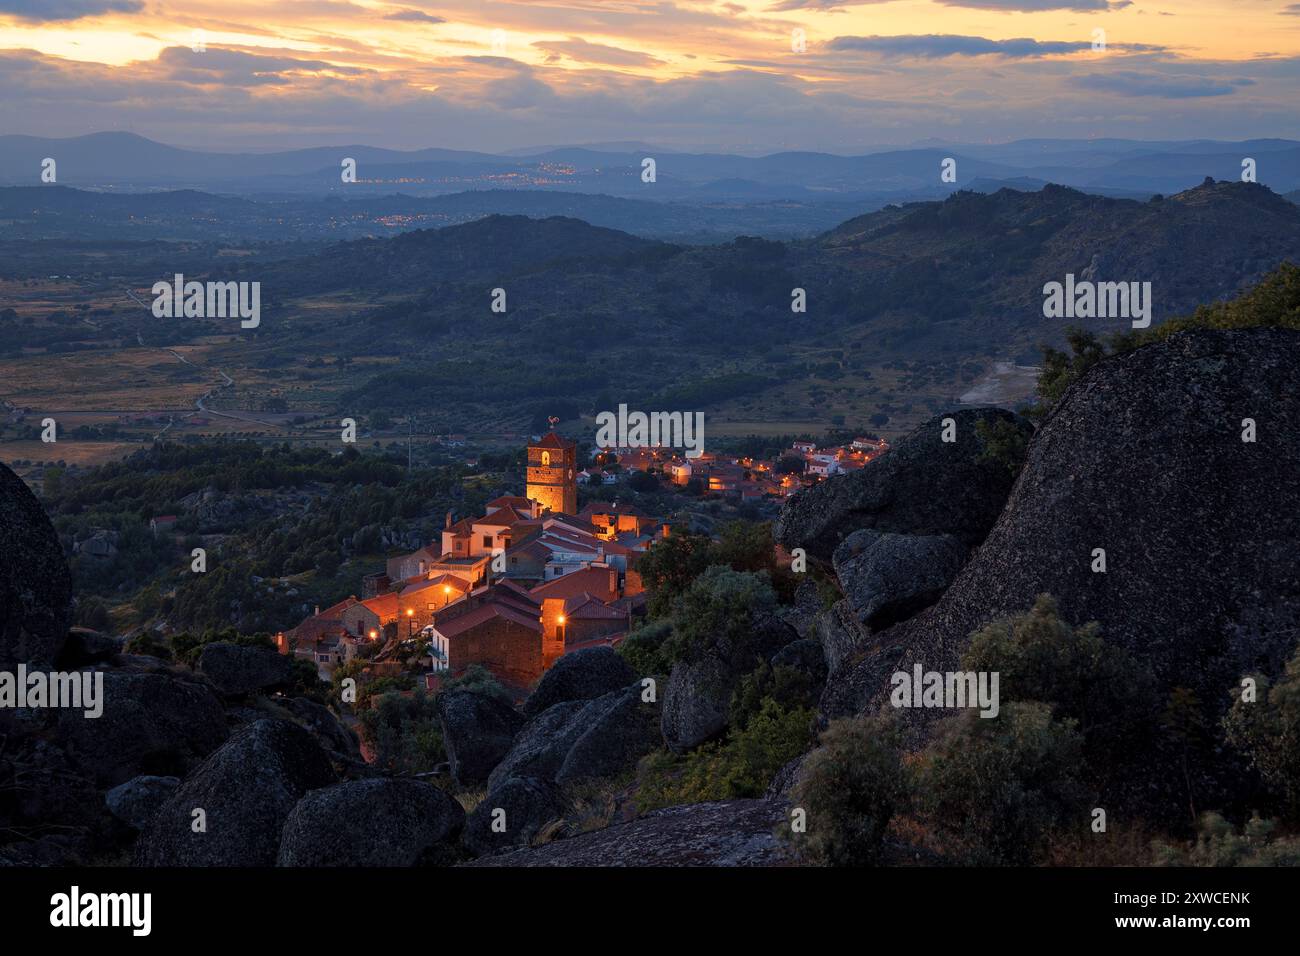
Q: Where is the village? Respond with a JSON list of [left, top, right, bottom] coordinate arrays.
[[275, 429, 889, 698]]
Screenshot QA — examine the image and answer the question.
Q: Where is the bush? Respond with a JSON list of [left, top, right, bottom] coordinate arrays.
[[785, 714, 907, 866], [123, 631, 173, 661], [617, 618, 674, 678], [360, 690, 443, 773], [440, 663, 511, 703], [662, 566, 777, 666], [974, 416, 1031, 477], [1224, 642, 1300, 817], [636, 698, 814, 811], [1152, 812, 1300, 867], [729, 661, 819, 732], [914, 702, 1089, 865], [961, 593, 1155, 775]]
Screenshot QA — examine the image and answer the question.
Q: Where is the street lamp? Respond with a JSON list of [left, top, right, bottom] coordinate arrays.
[[368, 629, 377, 641], [406, 607, 414, 636]]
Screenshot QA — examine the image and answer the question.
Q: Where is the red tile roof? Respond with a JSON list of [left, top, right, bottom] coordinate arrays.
[[533, 431, 574, 450], [436, 600, 541, 639], [530, 566, 618, 603]]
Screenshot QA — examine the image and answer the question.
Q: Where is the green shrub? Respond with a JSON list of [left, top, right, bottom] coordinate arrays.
[[729, 661, 818, 731], [440, 663, 511, 703], [914, 701, 1088, 865], [617, 618, 674, 678], [974, 416, 1031, 477], [1152, 812, 1300, 867], [360, 690, 443, 773], [785, 714, 907, 866], [636, 697, 814, 811], [123, 631, 173, 661], [961, 593, 1155, 774], [1224, 643, 1300, 816], [662, 566, 777, 666]]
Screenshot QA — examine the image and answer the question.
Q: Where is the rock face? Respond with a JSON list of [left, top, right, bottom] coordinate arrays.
[[58, 628, 123, 668], [489, 685, 659, 792], [487, 699, 589, 791], [661, 611, 797, 753], [813, 600, 871, 678], [278, 778, 465, 867], [774, 408, 1032, 562], [438, 691, 525, 788], [136, 719, 336, 866], [555, 686, 661, 786], [278, 697, 361, 760], [824, 328, 1300, 719], [197, 641, 295, 697], [832, 529, 968, 631], [465, 799, 793, 867], [105, 775, 179, 831], [523, 647, 634, 717], [0, 463, 73, 668], [56, 670, 228, 787], [462, 777, 564, 857]]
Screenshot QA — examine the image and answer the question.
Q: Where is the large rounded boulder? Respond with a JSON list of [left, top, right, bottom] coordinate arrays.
[[0, 463, 72, 669], [197, 641, 295, 697], [135, 719, 336, 866], [825, 328, 1300, 719], [774, 407, 1032, 562], [523, 647, 634, 717], [278, 778, 465, 866], [438, 690, 525, 788]]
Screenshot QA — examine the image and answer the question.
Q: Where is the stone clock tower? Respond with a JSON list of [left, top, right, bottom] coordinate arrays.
[[527, 431, 578, 515]]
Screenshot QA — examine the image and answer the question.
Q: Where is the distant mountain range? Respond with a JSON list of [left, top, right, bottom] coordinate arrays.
[[4, 132, 1300, 201], [242, 179, 1300, 390]]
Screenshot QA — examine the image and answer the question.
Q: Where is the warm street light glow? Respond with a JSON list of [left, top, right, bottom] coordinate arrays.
[[407, 608, 414, 616], [558, 615, 566, 625], [369, 629, 377, 640]]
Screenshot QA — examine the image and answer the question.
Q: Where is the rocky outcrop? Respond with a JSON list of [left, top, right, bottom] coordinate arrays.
[[523, 647, 634, 717], [824, 328, 1300, 721], [135, 719, 336, 866], [487, 699, 588, 791], [438, 691, 525, 788], [462, 777, 564, 857], [105, 775, 179, 831], [58, 628, 123, 668], [488, 685, 659, 792], [0, 463, 72, 668], [278, 696, 361, 761], [197, 641, 295, 697], [774, 408, 1032, 561], [465, 799, 793, 867], [661, 611, 798, 753], [555, 686, 660, 786], [832, 529, 967, 631], [278, 778, 464, 867], [56, 670, 228, 787]]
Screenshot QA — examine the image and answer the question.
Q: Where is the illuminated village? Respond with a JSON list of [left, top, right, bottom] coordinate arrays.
[[278, 430, 888, 698]]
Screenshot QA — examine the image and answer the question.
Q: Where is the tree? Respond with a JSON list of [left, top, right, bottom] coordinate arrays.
[[637, 531, 714, 618]]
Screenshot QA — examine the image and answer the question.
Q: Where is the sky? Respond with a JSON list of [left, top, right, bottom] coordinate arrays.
[[2, 0, 1300, 153]]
